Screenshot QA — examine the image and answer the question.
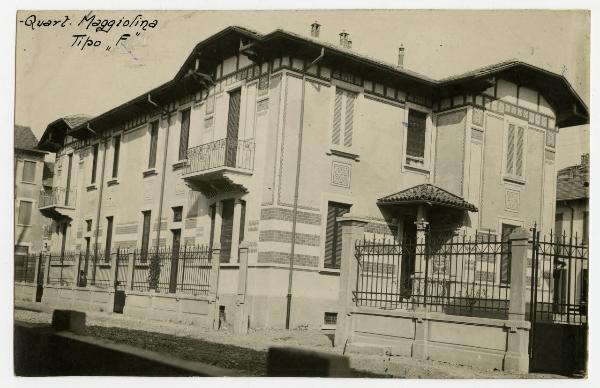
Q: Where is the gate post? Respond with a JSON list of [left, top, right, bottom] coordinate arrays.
[[504, 227, 530, 373], [43, 253, 51, 286], [233, 241, 250, 334], [209, 242, 222, 330], [334, 215, 368, 348]]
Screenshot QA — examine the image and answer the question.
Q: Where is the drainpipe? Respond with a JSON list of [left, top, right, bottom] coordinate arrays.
[[92, 128, 108, 284], [148, 94, 171, 249], [285, 48, 325, 330]]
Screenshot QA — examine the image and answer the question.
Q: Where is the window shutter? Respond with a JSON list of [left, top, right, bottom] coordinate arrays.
[[91, 144, 99, 184], [148, 121, 159, 169], [344, 91, 355, 147], [22, 161, 36, 183], [179, 109, 191, 160], [141, 211, 151, 261], [324, 202, 352, 269], [406, 110, 427, 158], [112, 135, 121, 178], [515, 126, 524, 176], [506, 124, 515, 175], [332, 89, 343, 145], [18, 201, 32, 225], [324, 205, 337, 268]]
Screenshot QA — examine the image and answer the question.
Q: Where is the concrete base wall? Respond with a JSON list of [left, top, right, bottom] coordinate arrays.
[[14, 282, 37, 303], [41, 285, 114, 313], [122, 291, 213, 327], [347, 307, 530, 372]]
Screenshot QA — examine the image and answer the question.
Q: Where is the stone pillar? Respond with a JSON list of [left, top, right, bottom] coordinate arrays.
[[212, 201, 224, 254], [127, 250, 136, 291], [504, 227, 530, 373], [109, 249, 119, 288], [209, 242, 222, 330], [414, 204, 429, 303], [43, 253, 51, 287], [412, 314, 428, 360], [233, 241, 250, 334], [73, 251, 83, 287], [334, 215, 368, 348], [229, 199, 243, 263]]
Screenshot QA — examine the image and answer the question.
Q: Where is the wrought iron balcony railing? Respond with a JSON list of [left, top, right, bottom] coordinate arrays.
[[39, 187, 77, 209], [183, 138, 255, 175]]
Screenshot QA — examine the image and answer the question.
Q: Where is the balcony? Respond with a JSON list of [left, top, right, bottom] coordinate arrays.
[[38, 187, 77, 220], [181, 138, 255, 196]]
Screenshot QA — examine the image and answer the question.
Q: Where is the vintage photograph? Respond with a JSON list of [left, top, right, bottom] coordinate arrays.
[[12, 9, 589, 378]]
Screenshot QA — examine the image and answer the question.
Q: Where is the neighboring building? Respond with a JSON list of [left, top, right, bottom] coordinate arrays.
[[14, 125, 51, 255], [555, 153, 589, 244], [36, 25, 588, 328]]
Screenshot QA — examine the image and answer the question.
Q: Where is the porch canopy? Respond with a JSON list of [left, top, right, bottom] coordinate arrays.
[[377, 183, 478, 216]]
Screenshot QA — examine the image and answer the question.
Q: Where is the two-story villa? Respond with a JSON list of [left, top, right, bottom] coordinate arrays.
[[37, 25, 588, 329]]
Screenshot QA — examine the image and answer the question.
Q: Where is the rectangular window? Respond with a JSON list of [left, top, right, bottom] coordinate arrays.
[[86, 219, 92, 232], [178, 109, 191, 160], [91, 144, 99, 184], [18, 201, 33, 225], [172, 206, 183, 222], [500, 223, 518, 284], [332, 88, 357, 148], [141, 211, 151, 262], [15, 245, 29, 256], [324, 201, 352, 269], [148, 121, 159, 169], [112, 135, 121, 178], [105, 216, 113, 262], [505, 123, 526, 179], [22, 161, 36, 183], [406, 109, 427, 158]]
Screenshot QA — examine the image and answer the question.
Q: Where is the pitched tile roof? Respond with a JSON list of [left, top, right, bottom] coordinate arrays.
[[62, 114, 93, 129], [556, 154, 589, 201], [14, 124, 39, 150], [378, 183, 478, 212]]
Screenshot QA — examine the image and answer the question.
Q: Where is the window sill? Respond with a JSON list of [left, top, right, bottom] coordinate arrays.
[[319, 268, 341, 275], [220, 263, 240, 268], [107, 178, 119, 186], [321, 324, 337, 330], [16, 224, 32, 228], [403, 163, 430, 175], [20, 181, 37, 185], [86, 184, 98, 191], [143, 168, 158, 177], [326, 148, 360, 161], [503, 175, 526, 185], [172, 160, 187, 170]]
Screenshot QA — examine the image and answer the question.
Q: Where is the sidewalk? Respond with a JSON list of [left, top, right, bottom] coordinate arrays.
[[13, 300, 561, 378]]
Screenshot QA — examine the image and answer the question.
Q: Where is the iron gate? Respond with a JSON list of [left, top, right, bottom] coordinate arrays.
[[529, 226, 588, 375]]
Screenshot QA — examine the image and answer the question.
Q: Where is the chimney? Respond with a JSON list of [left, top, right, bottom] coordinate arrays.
[[311, 21, 321, 38], [581, 153, 589, 168], [339, 30, 349, 48], [347, 39, 352, 49], [397, 44, 405, 69]]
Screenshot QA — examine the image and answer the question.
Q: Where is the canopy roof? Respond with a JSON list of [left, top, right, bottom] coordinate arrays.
[[378, 184, 478, 212]]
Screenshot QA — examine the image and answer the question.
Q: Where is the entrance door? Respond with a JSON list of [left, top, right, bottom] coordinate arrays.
[[219, 200, 235, 263], [225, 89, 241, 167], [169, 229, 181, 293]]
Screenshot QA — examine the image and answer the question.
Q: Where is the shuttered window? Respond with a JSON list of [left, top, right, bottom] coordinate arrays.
[[91, 144, 99, 184], [324, 202, 352, 269], [148, 121, 159, 169], [105, 216, 113, 262], [22, 161, 36, 183], [406, 110, 427, 158], [505, 123, 525, 178], [178, 109, 191, 161], [332, 89, 357, 148], [141, 211, 151, 262], [112, 135, 121, 178], [500, 223, 518, 285], [18, 201, 33, 225]]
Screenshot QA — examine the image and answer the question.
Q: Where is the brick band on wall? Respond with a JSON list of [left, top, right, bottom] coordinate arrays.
[[259, 230, 320, 247], [260, 207, 321, 225], [115, 224, 139, 235], [257, 251, 319, 267]]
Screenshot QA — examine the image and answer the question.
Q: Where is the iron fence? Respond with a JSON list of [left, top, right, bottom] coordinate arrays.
[[354, 232, 511, 318], [14, 253, 37, 283], [131, 245, 212, 295], [529, 230, 588, 325], [184, 138, 255, 175], [38, 187, 77, 208]]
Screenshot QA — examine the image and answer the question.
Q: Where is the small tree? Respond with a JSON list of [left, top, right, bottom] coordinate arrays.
[[148, 248, 161, 291]]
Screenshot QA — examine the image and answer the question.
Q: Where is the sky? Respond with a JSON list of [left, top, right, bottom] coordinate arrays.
[[15, 9, 589, 169]]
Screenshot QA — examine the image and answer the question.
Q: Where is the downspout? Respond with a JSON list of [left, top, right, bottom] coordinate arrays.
[[285, 48, 325, 330], [148, 94, 171, 250], [92, 128, 108, 284]]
